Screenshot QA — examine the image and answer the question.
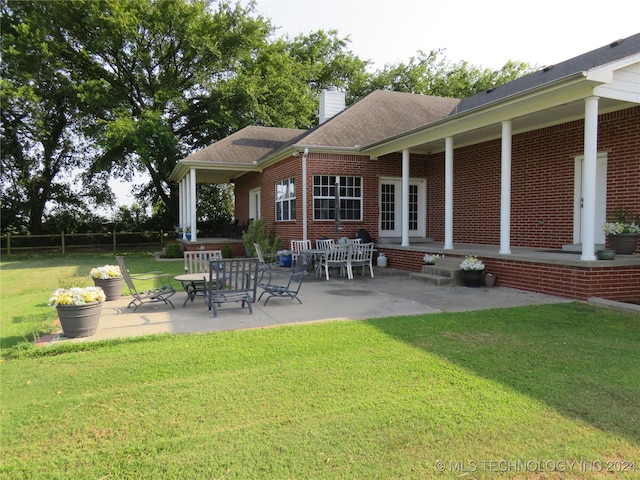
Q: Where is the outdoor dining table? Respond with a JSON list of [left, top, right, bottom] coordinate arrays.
[[175, 272, 228, 307]]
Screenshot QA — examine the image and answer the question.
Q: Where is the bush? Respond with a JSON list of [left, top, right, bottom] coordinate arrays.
[[221, 245, 234, 258], [165, 242, 183, 258], [242, 219, 281, 257]]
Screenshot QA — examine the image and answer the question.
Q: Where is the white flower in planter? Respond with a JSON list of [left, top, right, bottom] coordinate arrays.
[[459, 255, 485, 271]]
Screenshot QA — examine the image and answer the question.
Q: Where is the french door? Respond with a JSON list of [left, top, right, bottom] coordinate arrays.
[[379, 178, 425, 239]]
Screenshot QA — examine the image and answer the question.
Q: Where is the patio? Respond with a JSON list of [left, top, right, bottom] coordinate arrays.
[[41, 267, 581, 344]]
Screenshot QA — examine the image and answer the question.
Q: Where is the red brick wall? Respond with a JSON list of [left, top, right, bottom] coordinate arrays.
[[236, 106, 639, 252], [378, 247, 640, 302], [420, 106, 639, 250]]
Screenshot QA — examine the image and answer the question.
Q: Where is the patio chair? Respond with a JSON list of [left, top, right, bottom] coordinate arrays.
[[258, 251, 312, 305], [349, 242, 375, 279], [319, 243, 351, 280], [183, 250, 222, 274], [316, 238, 335, 250], [203, 258, 259, 317], [290, 239, 312, 266], [115, 256, 176, 311]]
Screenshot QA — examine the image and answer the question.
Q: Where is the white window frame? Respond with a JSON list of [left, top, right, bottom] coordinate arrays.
[[275, 177, 296, 221]]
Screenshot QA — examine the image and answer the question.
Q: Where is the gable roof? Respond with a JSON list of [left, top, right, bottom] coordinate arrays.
[[453, 32, 640, 115], [181, 125, 306, 165], [298, 90, 460, 148]]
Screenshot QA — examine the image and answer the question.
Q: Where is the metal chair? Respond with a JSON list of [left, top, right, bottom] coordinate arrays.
[[183, 250, 222, 274], [316, 238, 335, 250], [290, 240, 312, 266], [349, 242, 375, 279], [258, 251, 312, 305], [319, 243, 351, 280], [115, 256, 176, 311], [203, 258, 258, 317]]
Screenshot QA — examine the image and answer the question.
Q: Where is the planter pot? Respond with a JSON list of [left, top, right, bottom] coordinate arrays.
[[484, 272, 497, 287], [279, 255, 292, 268], [56, 302, 103, 338], [185, 233, 192, 241], [462, 269, 483, 288], [93, 276, 124, 301], [597, 249, 617, 260], [607, 234, 639, 255]]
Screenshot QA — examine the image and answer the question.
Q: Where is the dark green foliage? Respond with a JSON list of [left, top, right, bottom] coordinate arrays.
[[242, 218, 281, 257], [165, 242, 183, 258]]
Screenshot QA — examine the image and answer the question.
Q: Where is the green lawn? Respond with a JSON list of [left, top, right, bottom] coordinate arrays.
[[1, 254, 639, 479]]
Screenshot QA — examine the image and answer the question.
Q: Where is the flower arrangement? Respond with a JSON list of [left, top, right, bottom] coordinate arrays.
[[459, 255, 485, 271], [90, 264, 122, 279], [603, 209, 640, 235], [423, 253, 441, 265], [48, 286, 106, 306], [277, 249, 293, 257]]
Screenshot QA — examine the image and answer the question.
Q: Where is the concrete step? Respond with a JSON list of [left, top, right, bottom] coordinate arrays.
[[409, 271, 460, 286], [410, 257, 463, 286]]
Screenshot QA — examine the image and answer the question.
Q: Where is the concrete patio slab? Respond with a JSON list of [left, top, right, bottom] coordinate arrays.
[[42, 268, 574, 345]]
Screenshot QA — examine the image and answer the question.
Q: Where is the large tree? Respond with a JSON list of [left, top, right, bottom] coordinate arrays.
[[0, 0, 112, 234]]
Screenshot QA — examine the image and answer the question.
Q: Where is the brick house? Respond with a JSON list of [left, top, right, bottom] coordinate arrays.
[[170, 33, 640, 302]]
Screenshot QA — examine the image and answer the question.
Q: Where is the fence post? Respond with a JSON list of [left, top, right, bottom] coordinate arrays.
[[61, 231, 65, 255], [6, 233, 10, 256], [113, 230, 117, 254]]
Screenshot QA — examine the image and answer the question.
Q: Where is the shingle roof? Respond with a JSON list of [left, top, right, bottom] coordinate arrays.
[[181, 126, 306, 164], [299, 90, 461, 148], [454, 32, 640, 114]]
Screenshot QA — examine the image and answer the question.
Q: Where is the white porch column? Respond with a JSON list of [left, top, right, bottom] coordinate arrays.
[[500, 120, 512, 254], [401, 149, 410, 246], [179, 178, 186, 232], [581, 96, 599, 261], [444, 137, 454, 250], [189, 168, 197, 242]]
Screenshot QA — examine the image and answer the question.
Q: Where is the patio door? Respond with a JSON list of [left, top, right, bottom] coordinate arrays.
[[573, 153, 607, 245], [379, 178, 425, 239], [249, 187, 261, 221]]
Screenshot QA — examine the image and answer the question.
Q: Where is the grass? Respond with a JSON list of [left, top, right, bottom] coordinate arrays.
[[1, 254, 639, 478]]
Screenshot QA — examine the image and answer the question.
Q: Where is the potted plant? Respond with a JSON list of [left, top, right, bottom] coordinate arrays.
[[277, 249, 293, 268], [459, 255, 485, 287], [603, 209, 640, 255], [90, 264, 124, 301], [423, 253, 441, 265], [48, 286, 106, 338]]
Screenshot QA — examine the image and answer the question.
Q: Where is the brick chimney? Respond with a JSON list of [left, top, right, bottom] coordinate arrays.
[[318, 86, 345, 124]]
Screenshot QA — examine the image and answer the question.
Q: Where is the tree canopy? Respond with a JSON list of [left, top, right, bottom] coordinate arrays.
[[1, 0, 532, 234]]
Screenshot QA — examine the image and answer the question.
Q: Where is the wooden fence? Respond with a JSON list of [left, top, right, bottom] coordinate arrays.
[[0, 230, 169, 255]]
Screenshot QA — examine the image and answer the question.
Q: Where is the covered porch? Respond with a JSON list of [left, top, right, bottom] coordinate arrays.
[[376, 242, 640, 303]]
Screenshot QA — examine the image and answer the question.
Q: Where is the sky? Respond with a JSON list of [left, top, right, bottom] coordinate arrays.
[[111, 0, 640, 208]]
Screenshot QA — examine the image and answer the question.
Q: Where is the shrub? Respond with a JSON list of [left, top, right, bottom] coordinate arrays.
[[242, 219, 281, 257], [221, 245, 234, 258], [165, 242, 183, 258]]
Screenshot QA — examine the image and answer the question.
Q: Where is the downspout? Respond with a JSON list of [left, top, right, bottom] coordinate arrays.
[[302, 148, 309, 241]]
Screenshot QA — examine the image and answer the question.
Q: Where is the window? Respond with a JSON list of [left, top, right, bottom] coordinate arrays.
[[276, 177, 295, 221], [313, 175, 362, 221]]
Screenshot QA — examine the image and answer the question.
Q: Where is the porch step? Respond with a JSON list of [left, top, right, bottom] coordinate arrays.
[[409, 258, 463, 286]]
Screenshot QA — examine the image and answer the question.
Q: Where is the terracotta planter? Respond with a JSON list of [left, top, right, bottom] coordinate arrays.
[[56, 302, 102, 338], [607, 234, 639, 255], [93, 276, 124, 301], [462, 269, 483, 287]]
